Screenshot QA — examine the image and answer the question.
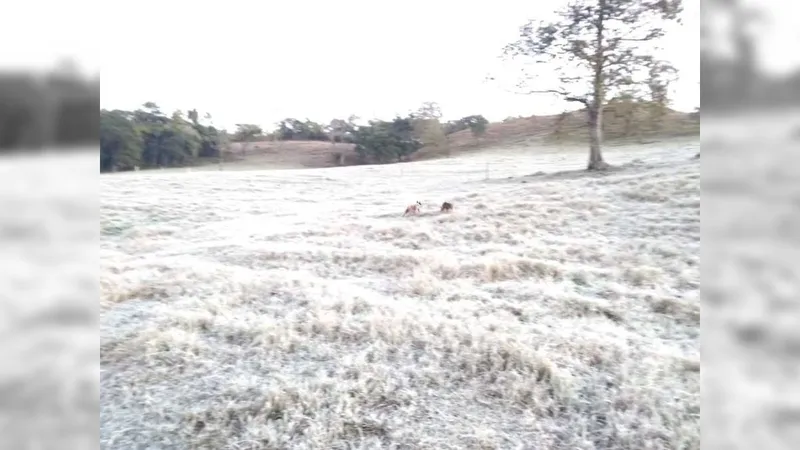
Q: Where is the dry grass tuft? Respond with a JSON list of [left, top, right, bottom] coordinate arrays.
[[650, 296, 700, 326], [100, 140, 699, 448]]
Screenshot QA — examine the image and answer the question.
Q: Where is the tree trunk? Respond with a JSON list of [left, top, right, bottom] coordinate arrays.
[[587, 106, 609, 170], [624, 114, 632, 137], [587, 0, 609, 171]]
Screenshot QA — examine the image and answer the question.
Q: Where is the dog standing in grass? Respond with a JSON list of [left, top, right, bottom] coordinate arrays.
[[403, 201, 422, 216], [440, 202, 453, 213]]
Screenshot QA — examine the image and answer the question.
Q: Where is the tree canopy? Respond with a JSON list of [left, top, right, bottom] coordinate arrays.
[[100, 104, 223, 172], [353, 117, 423, 164]]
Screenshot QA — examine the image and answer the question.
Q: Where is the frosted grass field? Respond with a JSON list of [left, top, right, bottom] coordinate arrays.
[[101, 140, 700, 449], [0, 151, 97, 449], [702, 112, 800, 449]]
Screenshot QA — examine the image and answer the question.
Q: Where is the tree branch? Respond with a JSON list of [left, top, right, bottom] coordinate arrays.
[[522, 89, 591, 106], [617, 37, 654, 42], [487, 75, 591, 107]]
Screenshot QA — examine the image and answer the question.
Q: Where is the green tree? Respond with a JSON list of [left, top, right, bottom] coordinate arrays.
[[327, 118, 354, 144], [188, 111, 222, 158], [100, 109, 142, 172], [411, 102, 448, 156], [606, 93, 639, 138], [501, 0, 683, 170], [442, 119, 469, 135], [644, 60, 677, 134], [353, 117, 422, 163], [166, 113, 203, 164], [232, 123, 263, 157], [133, 103, 169, 167], [461, 115, 489, 144], [327, 118, 356, 165], [276, 119, 298, 140], [233, 123, 263, 141], [275, 118, 329, 141], [100, 104, 221, 172], [216, 129, 230, 168], [303, 119, 328, 140], [187, 109, 200, 125], [131, 103, 201, 167]]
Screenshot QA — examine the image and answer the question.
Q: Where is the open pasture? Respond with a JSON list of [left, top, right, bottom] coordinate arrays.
[[101, 140, 700, 449]]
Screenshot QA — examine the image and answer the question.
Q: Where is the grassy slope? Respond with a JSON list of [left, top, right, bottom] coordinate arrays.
[[101, 140, 700, 449], [208, 108, 699, 171]]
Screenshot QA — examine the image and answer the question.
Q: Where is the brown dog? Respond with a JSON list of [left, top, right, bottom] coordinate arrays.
[[440, 202, 453, 212], [403, 201, 422, 216]]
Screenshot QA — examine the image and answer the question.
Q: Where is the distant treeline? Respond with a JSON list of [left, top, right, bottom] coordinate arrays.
[[0, 71, 99, 151], [101, 101, 490, 172], [702, 9, 800, 113], [101, 104, 224, 172], [702, 53, 800, 111]]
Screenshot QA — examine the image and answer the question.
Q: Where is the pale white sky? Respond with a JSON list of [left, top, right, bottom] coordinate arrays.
[[6, 0, 704, 130], [703, 0, 800, 76], [1, 1, 101, 74]]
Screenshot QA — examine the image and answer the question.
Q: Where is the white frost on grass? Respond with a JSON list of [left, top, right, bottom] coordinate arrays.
[[101, 140, 699, 449], [0, 150, 98, 449]]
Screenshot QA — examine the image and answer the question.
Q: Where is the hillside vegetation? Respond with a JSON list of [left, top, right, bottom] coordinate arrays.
[[220, 105, 698, 169], [104, 103, 698, 172]]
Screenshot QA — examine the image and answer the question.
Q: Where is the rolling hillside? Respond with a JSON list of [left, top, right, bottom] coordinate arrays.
[[212, 107, 699, 170]]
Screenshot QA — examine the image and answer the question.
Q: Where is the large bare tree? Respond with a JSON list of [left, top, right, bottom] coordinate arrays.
[[500, 0, 683, 170]]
